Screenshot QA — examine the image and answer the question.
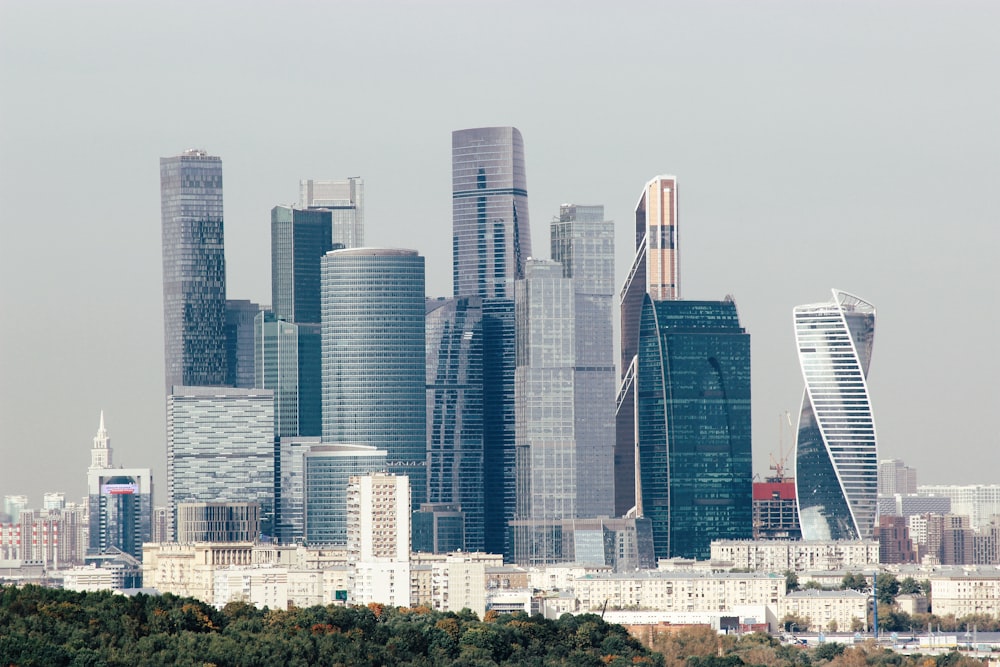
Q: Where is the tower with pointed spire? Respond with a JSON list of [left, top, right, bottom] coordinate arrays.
[[90, 411, 112, 470]]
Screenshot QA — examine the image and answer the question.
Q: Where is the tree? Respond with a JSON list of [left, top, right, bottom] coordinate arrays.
[[786, 571, 800, 593], [899, 577, 923, 596], [841, 573, 868, 592], [827, 620, 839, 633], [876, 573, 900, 605]]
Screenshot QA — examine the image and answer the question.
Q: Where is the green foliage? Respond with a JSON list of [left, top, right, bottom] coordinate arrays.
[[0, 585, 659, 667], [899, 577, 923, 596], [877, 573, 901, 605], [841, 572, 869, 592], [785, 570, 800, 593], [812, 641, 845, 661]]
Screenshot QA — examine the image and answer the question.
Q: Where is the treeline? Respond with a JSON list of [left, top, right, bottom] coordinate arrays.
[[0, 584, 660, 667]]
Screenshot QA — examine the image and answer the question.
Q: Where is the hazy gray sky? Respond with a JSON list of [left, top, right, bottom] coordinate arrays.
[[2, 1, 998, 506]]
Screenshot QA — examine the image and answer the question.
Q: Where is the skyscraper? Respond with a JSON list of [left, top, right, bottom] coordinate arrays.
[[551, 204, 616, 519], [160, 149, 227, 392], [166, 387, 275, 540], [299, 178, 364, 249], [794, 290, 878, 541], [303, 444, 385, 546], [637, 296, 752, 560], [425, 296, 485, 552], [321, 248, 427, 509], [225, 299, 261, 389], [452, 126, 531, 558], [452, 127, 531, 299], [271, 205, 334, 324], [616, 175, 679, 516]]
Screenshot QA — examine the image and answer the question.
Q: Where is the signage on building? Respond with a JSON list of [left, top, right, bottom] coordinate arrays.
[[102, 483, 138, 495]]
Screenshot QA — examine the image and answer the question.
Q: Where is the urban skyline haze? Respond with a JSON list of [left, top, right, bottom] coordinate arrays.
[[1, 1, 998, 503]]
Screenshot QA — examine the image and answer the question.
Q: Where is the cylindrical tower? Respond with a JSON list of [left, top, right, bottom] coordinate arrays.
[[321, 248, 427, 508]]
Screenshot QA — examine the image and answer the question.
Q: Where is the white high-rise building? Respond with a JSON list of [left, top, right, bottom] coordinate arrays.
[[348, 473, 411, 608]]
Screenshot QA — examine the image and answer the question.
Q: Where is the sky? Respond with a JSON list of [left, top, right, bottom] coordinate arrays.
[[1, 1, 998, 506]]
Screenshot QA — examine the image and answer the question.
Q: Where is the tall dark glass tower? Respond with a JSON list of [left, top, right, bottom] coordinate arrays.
[[321, 248, 427, 509], [160, 149, 227, 391], [271, 205, 334, 325], [452, 126, 532, 559], [636, 296, 752, 560], [425, 296, 484, 552]]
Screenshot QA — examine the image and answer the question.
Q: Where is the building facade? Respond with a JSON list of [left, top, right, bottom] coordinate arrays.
[[299, 178, 364, 249], [166, 387, 275, 540], [321, 248, 426, 509], [425, 296, 484, 552], [271, 205, 334, 325], [303, 444, 385, 546], [794, 289, 878, 541], [637, 297, 752, 560], [550, 204, 616, 519], [616, 176, 679, 517], [225, 299, 261, 389], [160, 149, 227, 391], [452, 126, 531, 300]]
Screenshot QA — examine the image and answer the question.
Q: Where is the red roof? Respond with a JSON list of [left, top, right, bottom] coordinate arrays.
[[753, 481, 796, 501]]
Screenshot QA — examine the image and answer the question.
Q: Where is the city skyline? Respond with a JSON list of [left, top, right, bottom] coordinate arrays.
[[3, 2, 999, 503]]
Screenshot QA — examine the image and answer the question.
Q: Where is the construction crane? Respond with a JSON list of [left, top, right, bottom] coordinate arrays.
[[767, 412, 794, 483]]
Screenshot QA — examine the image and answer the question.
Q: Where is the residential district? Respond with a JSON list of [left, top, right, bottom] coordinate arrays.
[[3, 128, 1000, 648]]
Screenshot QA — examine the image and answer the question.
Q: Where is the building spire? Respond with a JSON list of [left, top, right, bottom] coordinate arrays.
[[90, 411, 112, 469]]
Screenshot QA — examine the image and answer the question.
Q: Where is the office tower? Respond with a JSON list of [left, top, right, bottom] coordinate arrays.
[[551, 204, 616, 519], [347, 473, 411, 562], [878, 459, 918, 496], [452, 126, 531, 299], [482, 298, 516, 558], [86, 413, 152, 559], [511, 259, 577, 566], [412, 504, 466, 554], [166, 387, 275, 540], [794, 289, 878, 541], [637, 296, 752, 560], [254, 312, 321, 438], [321, 248, 427, 509], [616, 175, 679, 517], [274, 436, 320, 544], [299, 178, 364, 249], [175, 502, 260, 543], [226, 299, 261, 388], [2, 496, 28, 524], [42, 493, 66, 511], [160, 149, 227, 392], [425, 296, 484, 552], [876, 516, 916, 564], [303, 444, 385, 546], [271, 205, 334, 324]]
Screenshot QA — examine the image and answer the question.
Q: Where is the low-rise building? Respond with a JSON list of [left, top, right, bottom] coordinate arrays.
[[928, 569, 1000, 617], [573, 571, 783, 614], [710, 540, 880, 572], [779, 589, 868, 632]]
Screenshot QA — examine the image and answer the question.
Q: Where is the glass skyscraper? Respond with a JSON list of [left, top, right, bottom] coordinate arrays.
[[271, 205, 334, 324], [481, 297, 516, 558], [226, 299, 261, 389], [637, 296, 752, 560], [303, 444, 385, 546], [166, 387, 275, 540], [551, 204, 616, 519], [425, 296, 485, 552], [321, 248, 427, 509], [794, 289, 878, 541], [616, 176, 679, 516], [160, 149, 227, 392], [452, 126, 531, 300], [299, 178, 364, 249]]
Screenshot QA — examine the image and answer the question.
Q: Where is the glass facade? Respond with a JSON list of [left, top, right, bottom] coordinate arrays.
[[270, 205, 333, 324], [425, 296, 484, 552], [551, 204, 616, 519], [616, 176, 680, 517], [637, 296, 752, 560], [321, 249, 427, 509], [166, 387, 275, 540], [275, 436, 319, 544], [303, 445, 385, 546], [87, 469, 152, 560], [160, 150, 227, 392], [512, 260, 576, 566], [481, 297, 516, 558], [794, 289, 878, 540], [225, 299, 261, 389], [452, 127, 531, 299], [299, 178, 364, 249]]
